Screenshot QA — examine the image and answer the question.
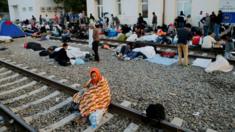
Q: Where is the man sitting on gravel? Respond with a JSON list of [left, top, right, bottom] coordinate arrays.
[[71, 67, 111, 125], [54, 43, 71, 66]]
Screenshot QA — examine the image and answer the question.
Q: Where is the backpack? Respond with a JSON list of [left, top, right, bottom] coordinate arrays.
[[39, 50, 49, 56], [192, 36, 200, 46], [146, 104, 165, 121], [160, 52, 176, 58], [58, 60, 71, 66]]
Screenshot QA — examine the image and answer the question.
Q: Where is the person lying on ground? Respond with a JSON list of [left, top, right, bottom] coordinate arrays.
[[71, 67, 111, 125], [31, 26, 47, 38], [116, 43, 133, 60]]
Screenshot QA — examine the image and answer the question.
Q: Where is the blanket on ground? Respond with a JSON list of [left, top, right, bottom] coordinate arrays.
[[192, 58, 212, 68], [146, 54, 178, 66], [137, 34, 158, 42], [0, 36, 12, 42], [133, 46, 156, 59], [55, 46, 89, 65], [205, 55, 233, 72]]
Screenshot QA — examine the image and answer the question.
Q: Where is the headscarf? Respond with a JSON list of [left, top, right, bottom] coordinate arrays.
[[90, 67, 102, 85]]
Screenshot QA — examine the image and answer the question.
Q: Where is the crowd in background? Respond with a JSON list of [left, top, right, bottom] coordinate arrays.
[[17, 9, 235, 63]]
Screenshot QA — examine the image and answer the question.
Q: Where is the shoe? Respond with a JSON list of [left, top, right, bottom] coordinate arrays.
[[183, 64, 190, 67]]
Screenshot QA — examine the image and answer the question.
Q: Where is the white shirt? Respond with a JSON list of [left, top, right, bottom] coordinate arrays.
[[202, 36, 216, 49], [126, 34, 138, 42], [88, 29, 93, 48], [45, 16, 49, 22]]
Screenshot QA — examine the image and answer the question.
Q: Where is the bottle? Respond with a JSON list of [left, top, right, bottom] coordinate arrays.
[[89, 114, 97, 128]]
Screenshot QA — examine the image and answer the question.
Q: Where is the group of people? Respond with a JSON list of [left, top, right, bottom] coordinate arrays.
[[199, 10, 223, 40], [177, 24, 234, 66], [175, 10, 223, 41], [14, 9, 235, 128], [94, 14, 120, 30]]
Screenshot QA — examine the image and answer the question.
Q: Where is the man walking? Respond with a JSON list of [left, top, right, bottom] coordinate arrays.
[[152, 12, 157, 31], [177, 24, 192, 65]]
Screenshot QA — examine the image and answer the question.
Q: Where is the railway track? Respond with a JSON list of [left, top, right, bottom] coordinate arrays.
[[0, 58, 193, 132], [50, 37, 235, 64]]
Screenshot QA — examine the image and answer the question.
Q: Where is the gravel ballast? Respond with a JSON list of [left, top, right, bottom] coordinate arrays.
[[0, 38, 234, 131]]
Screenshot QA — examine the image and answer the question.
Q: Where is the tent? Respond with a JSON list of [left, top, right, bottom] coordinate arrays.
[[0, 21, 25, 38]]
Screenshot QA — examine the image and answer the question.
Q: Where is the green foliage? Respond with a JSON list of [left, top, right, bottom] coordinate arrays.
[[0, 0, 9, 12], [53, 0, 86, 13], [53, 0, 64, 4]]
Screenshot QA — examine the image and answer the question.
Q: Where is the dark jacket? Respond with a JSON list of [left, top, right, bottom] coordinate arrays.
[[152, 15, 157, 24], [216, 13, 223, 24], [177, 28, 192, 44], [210, 14, 217, 24], [137, 16, 144, 25], [55, 48, 70, 63], [201, 16, 210, 26]]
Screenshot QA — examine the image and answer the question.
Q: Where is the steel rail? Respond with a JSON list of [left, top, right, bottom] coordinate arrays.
[[0, 59, 193, 132], [0, 103, 36, 132], [50, 36, 223, 54]]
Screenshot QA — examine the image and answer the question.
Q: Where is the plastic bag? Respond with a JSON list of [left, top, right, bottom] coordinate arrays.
[[89, 109, 105, 128], [205, 55, 233, 73], [75, 58, 85, 65]]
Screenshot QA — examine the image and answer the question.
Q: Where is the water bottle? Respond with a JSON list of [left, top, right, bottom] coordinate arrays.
[[89, 113, 97, 128]]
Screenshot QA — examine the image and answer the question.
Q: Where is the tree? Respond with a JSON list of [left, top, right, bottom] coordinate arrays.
[[0, 0, 9, 12], [54, 0, 64, 4], [53, 0, 86, 13]]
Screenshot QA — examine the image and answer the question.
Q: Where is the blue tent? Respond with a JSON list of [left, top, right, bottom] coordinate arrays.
[[0, 21, 25, 38]]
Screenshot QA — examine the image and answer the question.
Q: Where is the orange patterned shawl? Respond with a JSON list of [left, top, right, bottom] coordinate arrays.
[[79, 77, 111, 117]]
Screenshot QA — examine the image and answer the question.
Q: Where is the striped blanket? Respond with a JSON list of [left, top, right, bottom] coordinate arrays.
[[73, 77, 111, 117]]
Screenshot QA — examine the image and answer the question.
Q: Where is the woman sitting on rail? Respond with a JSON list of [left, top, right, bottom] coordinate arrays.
[[72, 67, 111, 124]]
